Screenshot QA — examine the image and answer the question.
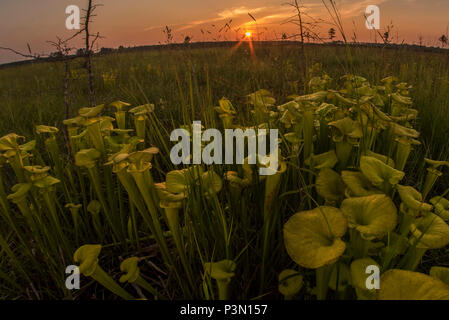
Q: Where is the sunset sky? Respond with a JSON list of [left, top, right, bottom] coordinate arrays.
[[1, 0, 448, 64]]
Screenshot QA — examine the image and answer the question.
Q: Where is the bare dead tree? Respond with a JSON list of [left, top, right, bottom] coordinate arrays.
[[283, 0, 325, 82], [82, 0, 103, 107], [1, 1, 103, 110], [47, 39, 74, 119], [0, 0, 105, 153], [47, 38, 77, 149], [282, 2, 325, 43], [0, 44, 46, 61], [1, 38, 79, 122], [1, 33, 81, 155]]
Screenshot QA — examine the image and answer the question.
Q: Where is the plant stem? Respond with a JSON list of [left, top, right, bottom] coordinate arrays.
[[403, 247, 427, 271], [92, 267, 134, 300], [217, 279, 231, 300], [316, 264, 334, 300]]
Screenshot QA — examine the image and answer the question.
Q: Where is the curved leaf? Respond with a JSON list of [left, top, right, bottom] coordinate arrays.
[[87, 200, 101, 215], [350, 258, 379, 290], [78, 104, 105, 118], [204, 260, 236, 281], [340, 194, 397, 240], [329, 118, 363, 143], [430, 197, 449, 221], [73, 244, 102, 277], [360, 156, 404, 188], [119, 257, 140, 283], [397, 185, 433, 212], [316, 168, 346, 203], [200, 171, 223, 197], [278, 270, 303, 297], [110, 101, 131, 111], [306, 150, 338, 169], [33, 175, 61, 189], [429, 267, 449, 286], [284, 207, 347, 269], [75, 149, 101, 169], [341, 171, 382, 197], [36, 125, 59, 135], [379, 269, 449, 300], [409, 213, 449, 249]]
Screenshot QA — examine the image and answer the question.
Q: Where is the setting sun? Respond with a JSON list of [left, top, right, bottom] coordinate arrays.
[[245, 31, 252, 38]]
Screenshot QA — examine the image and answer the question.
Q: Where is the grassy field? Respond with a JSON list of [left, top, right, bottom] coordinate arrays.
[[2, 44, 449, 162], [1, 43, 449, 300]]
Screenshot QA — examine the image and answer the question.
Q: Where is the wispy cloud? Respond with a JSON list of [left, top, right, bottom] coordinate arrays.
[[144, 25, 166, 31], [336, 0, 391, 17], [144, 1, 394, 35], [176, 6, 268, 31]]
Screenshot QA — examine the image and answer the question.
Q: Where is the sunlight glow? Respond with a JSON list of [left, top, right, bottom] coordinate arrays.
[[245, 31, 252, 38]]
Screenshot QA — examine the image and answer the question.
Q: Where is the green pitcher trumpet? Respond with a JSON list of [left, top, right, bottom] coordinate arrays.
[[278, 270, 303, 300], [406, 213, 449, 270], [129, 104, 155, 139], [430, 266, 449, 286], [87, 200, 103, 239], [65, 203, 82, 241], [0, 133, 34, 182], [305, 150, 338, 170], [422, 159, 449, 199], [203, 260, 236, 300], [119, 257, 163, 299], [379, 269, 449, 300], [215, 98, 237, 129], [83, 117, 115, 154], [73, 245, 134, 300], [247, 90, 276, 124], [78, 104, 105, 118], [284, 206, 348, 300], [359, 156, 405, 194], [154, 182, 195, 289], [397, 185, 433, 214], [396, 185, 433, 242], [110, 101, 131, 130], [63, 116, 86, 153], [430, 196, 449, 221], [35, 125, 64, 183], [7, 183, 34, 226], [341, 194, 397, 241], [127, 148, 161, 218], [350, 258, 379, 300], [225, 159, 253, 202], [316, 168, 346, 205], [341, 171, 382, 197], [394, 137, 420, 172], [75, 149, 119, 238], [329, 117, 363, 169], [341, 194, 397, 258]]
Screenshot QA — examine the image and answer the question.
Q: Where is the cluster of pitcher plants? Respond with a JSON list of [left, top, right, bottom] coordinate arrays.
[[1, 64, 449, 299]]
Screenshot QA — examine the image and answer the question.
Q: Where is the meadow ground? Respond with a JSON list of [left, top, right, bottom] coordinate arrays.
[[0, 43, 449, 299], [1, 44, 449, 168], [2, 44, 449, 191]]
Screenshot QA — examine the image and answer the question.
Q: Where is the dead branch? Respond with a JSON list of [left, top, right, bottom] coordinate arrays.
[[0, 46, 43, 60], [83, 0, 100, 107]]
